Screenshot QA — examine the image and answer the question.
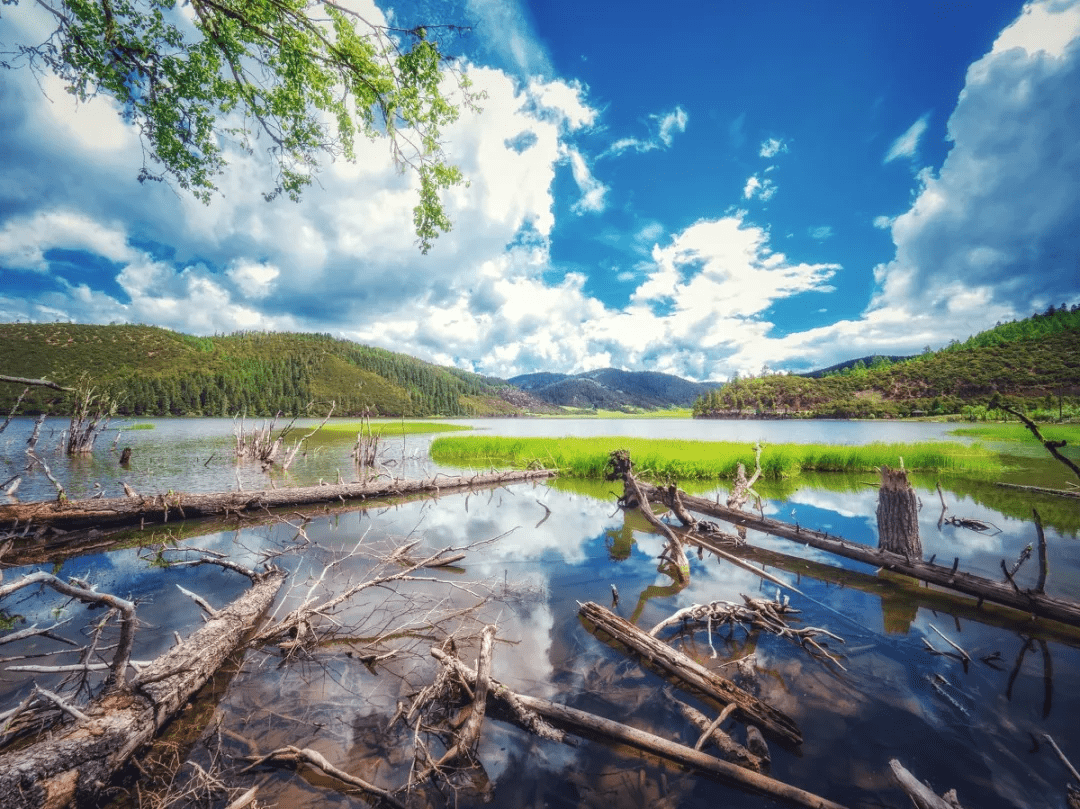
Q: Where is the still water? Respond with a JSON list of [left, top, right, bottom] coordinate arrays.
[[2, 417, 1078, 808]]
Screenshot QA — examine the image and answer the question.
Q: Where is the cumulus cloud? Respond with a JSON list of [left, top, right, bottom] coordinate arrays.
[[759, 137, 788, 158], [884, 113, 930, 163], [873, 0, 1080, 320], [743, 174, 777, 201]]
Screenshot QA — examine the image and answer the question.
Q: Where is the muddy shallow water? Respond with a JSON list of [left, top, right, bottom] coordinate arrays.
[[2, 418, 1079, 808]]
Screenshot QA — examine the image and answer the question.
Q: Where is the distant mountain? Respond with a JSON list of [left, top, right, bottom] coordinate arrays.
[[509, 368, 712, 410]]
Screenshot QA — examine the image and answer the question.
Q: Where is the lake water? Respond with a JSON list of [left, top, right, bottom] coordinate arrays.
[[2, 416, 1079, 808]]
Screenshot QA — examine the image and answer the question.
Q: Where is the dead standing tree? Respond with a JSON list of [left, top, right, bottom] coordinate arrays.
[[876, 463, 922, 560]]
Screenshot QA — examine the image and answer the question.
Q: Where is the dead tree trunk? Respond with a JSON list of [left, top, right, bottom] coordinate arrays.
[[0, 569, 286, 809], [432, 647, 844, 809], [0, 468, 558, 533], [634, 481, 1080, 628], [876, 465, 921, 559], [579, 601, 802, 747]]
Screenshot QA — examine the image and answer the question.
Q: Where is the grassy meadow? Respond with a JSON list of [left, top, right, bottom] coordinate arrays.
[[948, 423, 1080, 443], [429, 436, 1002, 480]]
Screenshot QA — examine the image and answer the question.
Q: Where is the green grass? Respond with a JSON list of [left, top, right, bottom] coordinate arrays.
[[125, 423, 156, 430], [429, 436, 1002, 480], [949, 423, 1080, 443], [317, 420, 472, 437]]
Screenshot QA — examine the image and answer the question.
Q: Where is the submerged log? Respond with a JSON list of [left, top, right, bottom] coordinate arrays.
[[637, 482, 1080, 628], [579, 601, 802, 747], [0, 568, 286, 809], [876, 465, 921, 559], [0, 468, 557, 532], [433, 648, 844, 809], [889, 759, 966, 809]]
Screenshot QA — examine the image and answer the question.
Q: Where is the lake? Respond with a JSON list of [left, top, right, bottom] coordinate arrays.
[[1, 416, 1078, 808]]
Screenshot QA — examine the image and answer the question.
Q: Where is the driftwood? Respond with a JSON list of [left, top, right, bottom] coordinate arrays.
[[0, 468, 557, 533], [579, 601, 802, 746], [636, 481, 1080, 628], [667, 690, 765, 771], [889, 759, 966, 809], [994, 482, 1080, 499], [606, 450, 689, 582], [431, 647, 844, 809], [997, 403, 1080, 484], [0, 568, 286, 809]]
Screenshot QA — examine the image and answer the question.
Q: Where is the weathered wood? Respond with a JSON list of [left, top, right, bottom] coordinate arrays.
[[0, 375, 73, 392], [668, 692, 765, 771], [0, 468, 557, 532], [432, 647, 844, 809], [889, 759, 966, 809], [0, 569, 286, 809], [579, 601, 802, 746], [637, 482, 1080, 628], [876, 465, 921, 558], [607, 451, 689, 582], [994, 482, 1080, 499]]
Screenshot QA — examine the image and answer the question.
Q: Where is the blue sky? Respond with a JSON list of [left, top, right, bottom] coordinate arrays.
[[1, 0, 1078, 381]]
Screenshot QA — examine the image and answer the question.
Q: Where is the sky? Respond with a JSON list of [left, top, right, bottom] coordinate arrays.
[[1, 0, 1079, 382]]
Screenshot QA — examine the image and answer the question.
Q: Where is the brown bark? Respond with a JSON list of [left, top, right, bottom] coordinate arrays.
[[636, 482, 1080, 628], [0, 468, 557, 533], [876, 465, 921, 559], [579, 601, 802, 747], [432, 648, 843, 809], [0, 569, 286, 809]]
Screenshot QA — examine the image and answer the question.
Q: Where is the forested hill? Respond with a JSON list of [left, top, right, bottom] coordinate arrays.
[[510, 368, 712, 410], [693, 306, 1080, 419], [0, 323, 528, 417]]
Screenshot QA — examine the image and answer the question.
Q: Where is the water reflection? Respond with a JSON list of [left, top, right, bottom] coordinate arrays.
[[3, 431, 1080, 807]]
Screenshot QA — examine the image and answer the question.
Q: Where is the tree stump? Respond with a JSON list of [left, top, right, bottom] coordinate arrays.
[[876, 465, 921, 559]]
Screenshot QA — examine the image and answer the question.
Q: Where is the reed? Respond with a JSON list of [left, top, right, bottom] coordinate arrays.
[[318, 420, 471, 437], [429, 436, 1002, 480]]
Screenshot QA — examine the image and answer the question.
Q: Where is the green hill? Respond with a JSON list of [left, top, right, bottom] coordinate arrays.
[[693, 307, 1080, 420], [0, 323, 525, 418]]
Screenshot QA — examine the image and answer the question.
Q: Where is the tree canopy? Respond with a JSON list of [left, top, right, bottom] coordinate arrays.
[[2, 0, 477, 251]]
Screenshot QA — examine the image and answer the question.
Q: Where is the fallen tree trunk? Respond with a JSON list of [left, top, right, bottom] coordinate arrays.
[[579, 601, 802, 747], [0, 469, 557, 532], [889, 759, 966, 809], [432, 647, 844, 809], [994, 482, 1080, 500], [643, 482, 1080, 628], [0, 568, 286, 809]]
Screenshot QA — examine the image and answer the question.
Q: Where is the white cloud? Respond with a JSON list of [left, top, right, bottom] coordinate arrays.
[[884, 113, 930, 163], [743, 174, 777, 201], [565, 147, 608, 214], [0, 210, 138, 271], [872, 215, 893, 229], [601, 105, 688, 157], [809, 226, 834, 241], [465, 0, 553, 77], [657, 106, 689, 146], [759, 137, 788, 158], [873, 0, 1080, 319]]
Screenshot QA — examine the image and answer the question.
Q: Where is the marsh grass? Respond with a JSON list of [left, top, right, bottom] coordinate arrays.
[[429, 436, 1002, 480], [949, 423, 1080, 443], [317, 420, 471, 437]]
